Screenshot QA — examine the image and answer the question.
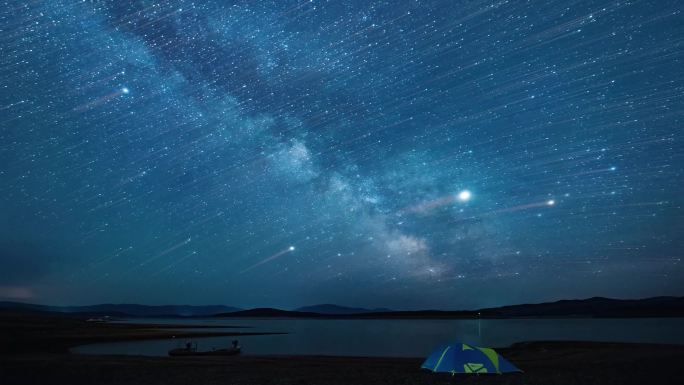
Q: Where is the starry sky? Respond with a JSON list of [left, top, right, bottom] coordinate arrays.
[[1, 0, 683, 310]]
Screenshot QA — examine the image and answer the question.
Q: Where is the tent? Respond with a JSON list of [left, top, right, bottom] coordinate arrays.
[[421, 342, 522, 374]]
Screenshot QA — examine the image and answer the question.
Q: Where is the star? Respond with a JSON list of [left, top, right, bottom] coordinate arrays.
[[457, 190, 472, 202]]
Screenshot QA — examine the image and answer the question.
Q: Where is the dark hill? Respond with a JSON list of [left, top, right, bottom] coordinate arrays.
[[0, 302, 241, 317], [217, 297, 684, 318], [296, 304, 393, 315], [215, 308, 322, 318], [477, 296, 684, 318], [4, 296, 683, 318]]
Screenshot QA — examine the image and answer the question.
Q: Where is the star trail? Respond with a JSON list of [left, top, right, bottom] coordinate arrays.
[[0, 0, 682, 309]]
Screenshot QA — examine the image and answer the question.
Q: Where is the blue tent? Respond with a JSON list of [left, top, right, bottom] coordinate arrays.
[[422, 342, 522, 375]]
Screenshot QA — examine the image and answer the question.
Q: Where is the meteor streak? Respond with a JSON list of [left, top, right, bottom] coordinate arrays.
[[137, 238, 192, 267], [240, 246, 296, 274], [72, 87, 130, 112], [490, 200, 558, 214], [403, 190, 473, 214]]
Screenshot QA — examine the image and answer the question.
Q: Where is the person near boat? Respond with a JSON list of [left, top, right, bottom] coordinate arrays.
[[168, 339, 241, 356]]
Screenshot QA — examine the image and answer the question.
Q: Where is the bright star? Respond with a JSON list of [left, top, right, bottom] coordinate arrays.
[[457, 190, 472, 202]]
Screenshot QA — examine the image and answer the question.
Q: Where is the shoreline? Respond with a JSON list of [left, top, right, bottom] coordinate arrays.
[[3, 311, 684, 384], [4, 342, 684, 385], [0, 310, 284, 354]]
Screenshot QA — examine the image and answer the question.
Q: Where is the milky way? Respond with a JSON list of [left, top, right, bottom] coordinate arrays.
[[1, 0, 682, 309]]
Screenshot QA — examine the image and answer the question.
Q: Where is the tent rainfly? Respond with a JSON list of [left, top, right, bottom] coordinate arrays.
[[422, 342, 522, 375]]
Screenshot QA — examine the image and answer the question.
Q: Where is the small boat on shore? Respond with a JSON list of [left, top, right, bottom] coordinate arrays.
[[168, 340, 241, 357], [168, 346, 241, 356]]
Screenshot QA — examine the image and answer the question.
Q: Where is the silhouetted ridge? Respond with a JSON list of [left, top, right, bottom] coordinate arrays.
[[0, 302, 241, 317], [4, 296, 683, 318], [296, 304, 393, 314]]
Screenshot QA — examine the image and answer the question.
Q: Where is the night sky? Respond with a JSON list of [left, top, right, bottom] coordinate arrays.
[[1, 0, 683, 310]]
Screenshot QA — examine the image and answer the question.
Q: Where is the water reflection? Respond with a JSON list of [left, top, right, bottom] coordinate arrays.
[[73, 318, 684, 357]]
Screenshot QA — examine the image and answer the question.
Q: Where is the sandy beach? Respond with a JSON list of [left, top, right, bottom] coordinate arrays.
[[3, 342, 684, 385], [2, 311, 684, 385]]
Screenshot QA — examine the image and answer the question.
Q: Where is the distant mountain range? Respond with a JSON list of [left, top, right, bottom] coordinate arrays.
[[215, 297, 684, 318], [2, 296, 683, 318], [216, 308, 321, 318], [0, 301, 241, 317], [296, 304, 393, 314], [479, 296, 684, 318]]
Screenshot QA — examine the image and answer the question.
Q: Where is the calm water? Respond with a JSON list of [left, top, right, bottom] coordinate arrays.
[[72, 317, 684, 357]]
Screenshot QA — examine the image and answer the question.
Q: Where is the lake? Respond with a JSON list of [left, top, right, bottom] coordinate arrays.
[[72, 317, 684, 357]]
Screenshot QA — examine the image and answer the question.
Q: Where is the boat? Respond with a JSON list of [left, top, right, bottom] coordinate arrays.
[[168, 346, 241, 356], [168, 340, 241, 356]]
